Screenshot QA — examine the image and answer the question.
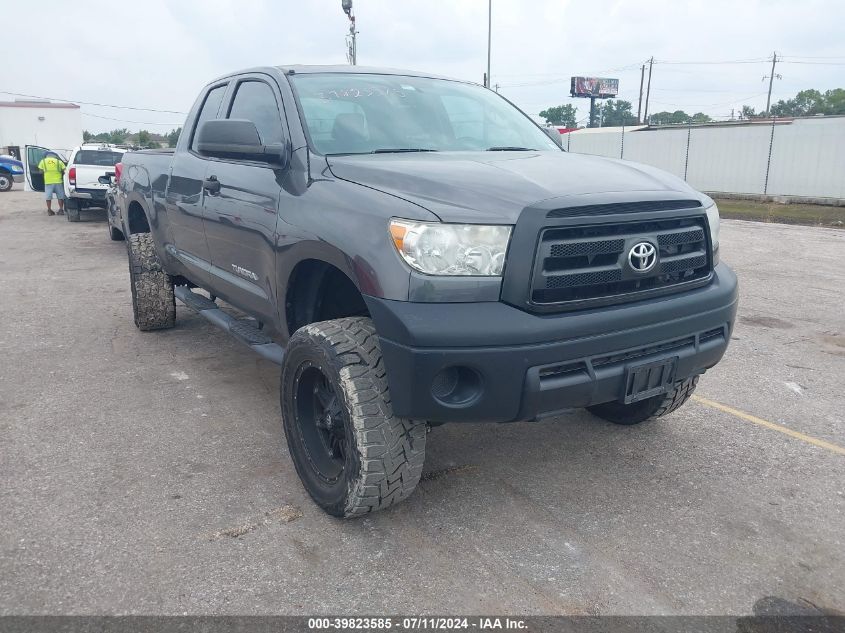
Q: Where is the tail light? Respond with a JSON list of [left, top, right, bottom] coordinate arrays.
[[68, 167, 76, 185], [114, 162, 123, 186]]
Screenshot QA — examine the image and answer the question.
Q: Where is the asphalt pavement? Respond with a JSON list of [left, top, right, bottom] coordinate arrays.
[[1, 189, 843, 615]]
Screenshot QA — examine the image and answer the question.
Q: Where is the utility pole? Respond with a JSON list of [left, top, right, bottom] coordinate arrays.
[[486, 0, 492, 88], [643, 57, 654, 124], [764, 51, 781, 115], [342, 0, 357, 65], [637, 63, 645, 124]]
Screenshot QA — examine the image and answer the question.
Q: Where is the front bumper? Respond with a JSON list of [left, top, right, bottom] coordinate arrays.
[[366, 263, 738, 423], [12, 174, 24, 183]]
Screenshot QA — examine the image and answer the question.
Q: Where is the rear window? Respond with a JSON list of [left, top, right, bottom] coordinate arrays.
[[72, 151, 123, 166]]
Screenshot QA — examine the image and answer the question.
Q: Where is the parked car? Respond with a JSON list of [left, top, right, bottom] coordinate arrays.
[[60, 144, 124, 222], [0, 154, 25, 192], [117, 65, 738, 518], [100, 168, 124, 241]]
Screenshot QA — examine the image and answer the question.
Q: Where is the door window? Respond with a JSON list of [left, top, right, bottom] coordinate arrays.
[[72, 151, 124, 166], [190, 84, 227, 152], [227, 81, 284, 145], [26, 146, 49, 191]]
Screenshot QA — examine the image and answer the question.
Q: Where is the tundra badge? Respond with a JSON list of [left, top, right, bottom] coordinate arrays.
[[232, 264, 259, 281]]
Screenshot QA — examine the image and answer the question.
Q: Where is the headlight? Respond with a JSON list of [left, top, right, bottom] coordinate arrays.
[[705, 203, 720, 262], [389, 219, 512, 276], [10, 165, 23, 173]]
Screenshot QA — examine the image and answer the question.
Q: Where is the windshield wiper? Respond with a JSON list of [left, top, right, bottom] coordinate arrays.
[[486, 146, 536, 151], [371, 148, 439, 154]]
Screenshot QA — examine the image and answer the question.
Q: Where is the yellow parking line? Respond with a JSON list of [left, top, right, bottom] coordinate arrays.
[[692, 395, 845, 457]]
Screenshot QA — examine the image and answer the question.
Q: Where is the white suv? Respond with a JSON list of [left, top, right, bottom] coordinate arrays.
[[63, 144, 125, 222]]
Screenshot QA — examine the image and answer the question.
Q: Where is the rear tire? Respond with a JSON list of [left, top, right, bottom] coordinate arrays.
[[587, 375, 699, 425], [127, 233, 175, 331], [65, 198, 80, 222], [281, 317, 427, 518]]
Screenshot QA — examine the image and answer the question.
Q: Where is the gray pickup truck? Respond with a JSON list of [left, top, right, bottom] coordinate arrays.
[[116, 65, 738, 517]]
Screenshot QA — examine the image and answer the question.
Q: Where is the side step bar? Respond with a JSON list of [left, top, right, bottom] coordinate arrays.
[[174, 286, 285, 366]]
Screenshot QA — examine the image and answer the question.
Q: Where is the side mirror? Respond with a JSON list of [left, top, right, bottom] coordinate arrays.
[[99, 172, 115, 185], [196, 119, 288, 167]]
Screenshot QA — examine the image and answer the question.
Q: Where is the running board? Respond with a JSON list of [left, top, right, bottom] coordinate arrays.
[[174, 286, 285, 366]]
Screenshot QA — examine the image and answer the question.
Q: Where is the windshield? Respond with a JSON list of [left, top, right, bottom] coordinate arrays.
[[290, 73, 560, 155], [72, 150, 123, 166]]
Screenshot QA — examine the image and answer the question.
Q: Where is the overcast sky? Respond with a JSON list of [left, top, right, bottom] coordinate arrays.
[[6, 0, 845, 132]]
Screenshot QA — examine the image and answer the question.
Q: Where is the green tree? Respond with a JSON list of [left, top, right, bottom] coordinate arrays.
[[539, 104, 578, 127], [771, 89, 824, 116], [690, 112, 712, 123], [599, 100, 637, 126], [648, 110, 697, 125], [822, 88, 845, 114], [137, 130, 151, 147], [83, 130, 93, 142], [106, 128, 128, 144], [740, 105, 758, 119], [167, 127, 182, 147]]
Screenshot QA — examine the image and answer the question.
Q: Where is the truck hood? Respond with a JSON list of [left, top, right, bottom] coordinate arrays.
[[326, 151, 703, 223]]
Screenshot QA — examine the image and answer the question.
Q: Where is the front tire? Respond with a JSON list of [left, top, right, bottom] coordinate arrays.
[[281, 317, 427, 518], [127, 233, 175, 331], [587, 375, 699, 425], [0, 172, 12, 192]]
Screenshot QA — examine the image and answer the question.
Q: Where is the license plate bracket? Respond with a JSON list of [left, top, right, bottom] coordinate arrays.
[[623, 357, 678, 404]]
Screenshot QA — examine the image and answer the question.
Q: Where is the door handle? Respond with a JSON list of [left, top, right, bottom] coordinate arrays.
[[203, 176, 220, 195]]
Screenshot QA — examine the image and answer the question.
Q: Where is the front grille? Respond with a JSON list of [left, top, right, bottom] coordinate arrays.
[[547, 199, 701, 219], [531, 216, 711, 308]]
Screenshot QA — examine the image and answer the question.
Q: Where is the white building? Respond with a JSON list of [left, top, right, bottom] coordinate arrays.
[[0, 100, 82, 159]]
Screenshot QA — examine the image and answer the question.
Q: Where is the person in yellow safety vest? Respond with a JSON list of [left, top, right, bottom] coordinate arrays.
[[37, 152, 67, 216]]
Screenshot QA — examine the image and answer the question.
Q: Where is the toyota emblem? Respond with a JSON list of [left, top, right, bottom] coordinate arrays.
[[628, 242, 657, 273]]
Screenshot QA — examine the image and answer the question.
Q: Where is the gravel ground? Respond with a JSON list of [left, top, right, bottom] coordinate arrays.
[[1, 189, 843, 615]]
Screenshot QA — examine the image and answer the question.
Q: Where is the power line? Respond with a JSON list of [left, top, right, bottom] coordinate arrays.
[[82, 112, 182, 127], [779, 60, 845, 65], [0, 90, 187, 114], [648, 92, 769, 109], [780, 54, 845, 60], [653, 57, 771, 65]]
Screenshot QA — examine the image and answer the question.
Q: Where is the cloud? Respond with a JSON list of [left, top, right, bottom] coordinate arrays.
[[4, 0, 843, 131]]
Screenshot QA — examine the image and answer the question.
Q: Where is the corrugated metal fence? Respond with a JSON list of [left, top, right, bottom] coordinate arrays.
[[563, 116, 845, 200]]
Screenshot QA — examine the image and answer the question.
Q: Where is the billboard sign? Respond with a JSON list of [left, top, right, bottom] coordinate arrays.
[[571, 77, 619, 98]]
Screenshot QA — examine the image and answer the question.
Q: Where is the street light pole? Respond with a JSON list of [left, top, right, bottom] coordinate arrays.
[[342, 0, 357, 65], [486, 0, 492, 88]]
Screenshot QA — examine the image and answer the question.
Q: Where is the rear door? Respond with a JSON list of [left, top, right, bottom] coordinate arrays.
[[164, 82, 229, 278], [23, 145, 51, 192], [201, 75, 286, 323]]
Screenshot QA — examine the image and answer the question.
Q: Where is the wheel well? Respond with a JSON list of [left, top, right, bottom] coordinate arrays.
[[128, 201, 150, 233], [285, 260, 369, 335]]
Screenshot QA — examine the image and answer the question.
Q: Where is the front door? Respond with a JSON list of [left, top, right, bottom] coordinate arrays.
[[24, 145, 51, 192], [201, 77, 286, 324]]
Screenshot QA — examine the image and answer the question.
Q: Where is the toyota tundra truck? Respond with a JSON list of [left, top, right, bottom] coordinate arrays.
[[116, 65, 738, 518]]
